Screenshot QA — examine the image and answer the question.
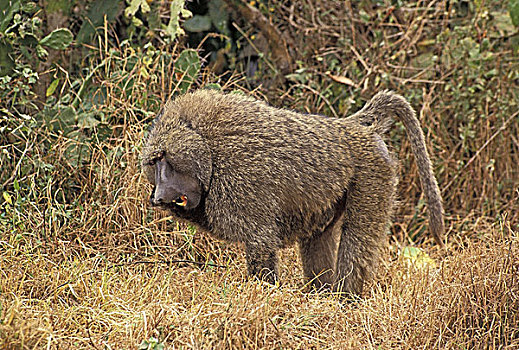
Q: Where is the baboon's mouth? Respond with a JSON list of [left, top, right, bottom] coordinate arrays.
[[175, 195, 188, 207]]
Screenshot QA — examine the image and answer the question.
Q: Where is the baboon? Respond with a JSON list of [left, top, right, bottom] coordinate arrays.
[[141, 89, 444, 295]]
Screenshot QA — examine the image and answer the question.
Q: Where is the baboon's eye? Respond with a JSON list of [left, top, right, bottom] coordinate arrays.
[[149, 157, 161, 166], [148, 151, 164, 166], [175, 195, 188, 207]]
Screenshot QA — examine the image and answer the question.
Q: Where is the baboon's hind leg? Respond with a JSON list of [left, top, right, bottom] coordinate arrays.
[[299, 222, 341, 290], [334, 169, 397, 295]]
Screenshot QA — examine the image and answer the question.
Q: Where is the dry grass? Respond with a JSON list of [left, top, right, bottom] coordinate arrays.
[[2, 0, 519, 348], [1, 213, 517, 349]]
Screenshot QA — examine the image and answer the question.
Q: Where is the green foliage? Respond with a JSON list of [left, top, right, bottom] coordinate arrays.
[[510, 0, 519, 26], [184, 15, 212, 33], [0, 1, 73, 76], [120, 0, 192, 43], [138, 337, 165, 350], [434, 19, 517, 153], [39, 28, 73, 50], [174, 49, 201, 93], [125, 0, 150, 18], [208, 0, 230, 36], [183, 0, 229, 34], [0, 0, 21, 32], [77, 0, 122, 44], [0, 65, 38, 111], [0, 1, 176, 239], [0, 180, 25, 235], [46, 78, 60, 97], [165, 0, 192, 41], [1, 0, 204, 243], [0, 0, 73, 120]]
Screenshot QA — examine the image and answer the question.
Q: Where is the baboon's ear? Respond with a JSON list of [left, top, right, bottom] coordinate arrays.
[[150, 107, 165, 130]]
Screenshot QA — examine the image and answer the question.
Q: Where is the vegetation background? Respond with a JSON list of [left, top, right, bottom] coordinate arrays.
[[1, 0, 518, 348]]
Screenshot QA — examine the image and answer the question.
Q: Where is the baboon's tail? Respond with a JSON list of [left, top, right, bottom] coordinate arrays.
[[348, 91, 445, 246]]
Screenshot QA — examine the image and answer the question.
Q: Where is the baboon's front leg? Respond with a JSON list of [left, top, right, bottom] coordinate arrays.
[[245, 240, 279, 285]]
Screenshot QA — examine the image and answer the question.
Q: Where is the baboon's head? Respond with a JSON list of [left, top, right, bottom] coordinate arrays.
[[141, 102, 212, 212], [142, 149, 202, 210]]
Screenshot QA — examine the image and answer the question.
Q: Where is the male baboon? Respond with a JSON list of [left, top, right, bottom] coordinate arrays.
[[141, 89, 444, 295]]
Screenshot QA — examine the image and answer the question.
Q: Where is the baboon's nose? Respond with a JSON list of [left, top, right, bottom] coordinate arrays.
[[152, 196, 164, 206], [150, 190, 164, 206]]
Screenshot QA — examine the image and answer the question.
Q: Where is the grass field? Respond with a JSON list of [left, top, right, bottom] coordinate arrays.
[[1, 206, 517, 348], [1, 0, 518, 348]]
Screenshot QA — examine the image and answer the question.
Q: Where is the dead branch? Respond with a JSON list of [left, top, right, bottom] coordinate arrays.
[[224, 0, 294, 74]]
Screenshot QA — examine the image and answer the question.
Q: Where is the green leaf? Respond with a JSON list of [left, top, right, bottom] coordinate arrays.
[[490, 11, 516, 38], [138, 337, 164, 350], [0, 40, 14, 76], [184, 15, 212, 32], [165, 0, 192, 41], [3, 192, 12, 205], [21, 2, 38, 14], [124, 0, 150, 18], [20, 33, 38, 48], [40, 28, 73, 50], [125, 0, 140, 17], [77, 112, 100, 129], [36, 44, 48, 59], [208, 0, 229, 35], [131, 16, 143, 27], [510, 0, 519, 27], [204, 83, 222, 91], [46, 78, 60, 97], [77, 0, 122, 44], [401, 247, 437, 269], [174, 49, 200, 93]]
